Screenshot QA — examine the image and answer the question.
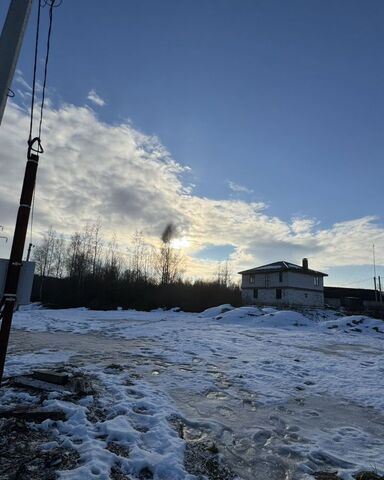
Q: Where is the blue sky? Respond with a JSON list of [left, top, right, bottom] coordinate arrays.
[[0, 0, 383, 287]]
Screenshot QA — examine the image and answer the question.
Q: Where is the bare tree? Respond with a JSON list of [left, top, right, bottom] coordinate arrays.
[[91, 221, 103, 277], [66, 225, 94, 283], [156, 223, 184, 285], [33, 227, 57, 278], [128, 230, 153, 281], [33, 227, 63, 301], [104, 233, 123, 281], [215, 260, 233, 287], [53, 234, 65, 278]]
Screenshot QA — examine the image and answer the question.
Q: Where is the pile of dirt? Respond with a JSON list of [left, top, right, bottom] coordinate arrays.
[[313, 472, 384, 480], [0, 418, 79, 479]]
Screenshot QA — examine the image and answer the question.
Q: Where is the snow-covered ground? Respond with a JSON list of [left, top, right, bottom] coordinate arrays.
[[2, 305, 384, 480]]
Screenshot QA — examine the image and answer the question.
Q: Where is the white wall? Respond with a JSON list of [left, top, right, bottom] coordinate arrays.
[[284, 288, 324, 306], [0, 259, 35, 306], [242, 271, 285, 289], [242, 287, 324, 307], [286, 271, 323, 290], [242, 287, 285, 305]]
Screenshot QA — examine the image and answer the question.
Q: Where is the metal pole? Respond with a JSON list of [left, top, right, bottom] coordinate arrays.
[[0, 146, 39, 384], [0, 0, 33, 125], [26, 241, 34, 261], [373, 244, 378, 303]]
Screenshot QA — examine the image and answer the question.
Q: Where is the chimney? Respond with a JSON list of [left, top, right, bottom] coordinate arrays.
[[302, 258, 308, 270]]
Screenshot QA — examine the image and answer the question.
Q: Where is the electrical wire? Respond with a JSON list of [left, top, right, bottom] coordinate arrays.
[[28, 0, 61, 244], [28, 0, 41, 145], [38, 0, 55, 141], [29, 0, 60, 152]]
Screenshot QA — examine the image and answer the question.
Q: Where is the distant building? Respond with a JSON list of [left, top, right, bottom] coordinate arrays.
[[239, 258, 327, 307], [324, 286, 383, 311]]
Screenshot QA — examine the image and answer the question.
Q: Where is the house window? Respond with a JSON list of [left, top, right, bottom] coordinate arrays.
[[279, 271, 283, 282], [314, 277, 320, 286], [264, 274, 269, 287], [249, 274, 255, 284], [253, 288, 258, 299], [276, 288, 282, 299]]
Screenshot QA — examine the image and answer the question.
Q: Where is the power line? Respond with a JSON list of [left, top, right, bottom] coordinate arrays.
[[28, 0, 60, 243]]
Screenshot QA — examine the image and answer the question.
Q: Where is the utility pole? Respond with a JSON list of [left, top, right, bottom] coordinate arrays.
[[0, 142, 39, 384], [0, 0, 34, 384], [0, 0, 33, 125], [373, 244, 378, 303]]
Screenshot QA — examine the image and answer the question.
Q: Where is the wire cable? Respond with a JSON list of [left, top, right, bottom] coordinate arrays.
[[28, 0, 42, 144], [38, 0, 55, 141], [30, 189, 35, 246], [27, 0, 61, 244]]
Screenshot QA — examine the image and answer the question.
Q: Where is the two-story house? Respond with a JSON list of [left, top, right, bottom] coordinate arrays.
[[239, 258, 327, 307]]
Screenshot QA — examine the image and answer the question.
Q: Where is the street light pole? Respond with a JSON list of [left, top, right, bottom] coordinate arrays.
[[0, 0, 33, 125]]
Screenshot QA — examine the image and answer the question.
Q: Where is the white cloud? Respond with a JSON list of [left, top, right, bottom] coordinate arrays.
[[0, 99, 383, 281], [228, 180, 253, 194], [87, 89, 105, 107]]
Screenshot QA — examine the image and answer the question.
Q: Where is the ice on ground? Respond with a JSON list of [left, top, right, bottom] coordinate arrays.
[[3, 305, 384, 479], [4, 349, 75, 377]]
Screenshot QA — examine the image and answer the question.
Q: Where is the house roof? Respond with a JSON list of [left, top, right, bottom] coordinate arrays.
[[238, 261, 328, 277]]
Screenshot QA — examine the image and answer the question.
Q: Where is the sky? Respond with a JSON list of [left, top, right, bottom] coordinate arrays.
[[0, 0, 383, 287]]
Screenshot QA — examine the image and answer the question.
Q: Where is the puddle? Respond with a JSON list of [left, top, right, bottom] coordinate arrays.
[[170, 388, 384, 480]]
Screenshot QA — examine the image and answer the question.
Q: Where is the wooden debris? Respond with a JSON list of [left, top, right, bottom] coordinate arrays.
[[0, 406, 66, 422], [32, 369, 69, 385], [13, 375, 69, 393]]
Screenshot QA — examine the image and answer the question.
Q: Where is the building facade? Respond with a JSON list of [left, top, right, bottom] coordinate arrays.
[[239, 259, 327, 307]]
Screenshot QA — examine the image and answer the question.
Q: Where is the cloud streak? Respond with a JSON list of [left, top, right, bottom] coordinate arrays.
[[0, 98, 383, 280], [87, 89, 106, 106], [228, 180, 254, 195]]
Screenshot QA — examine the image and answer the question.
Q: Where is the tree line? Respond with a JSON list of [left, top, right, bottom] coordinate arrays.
[[31, 223, 241, 312]]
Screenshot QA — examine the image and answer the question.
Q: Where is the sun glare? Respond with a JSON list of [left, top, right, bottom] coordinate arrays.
[[171, 237, 190, 249]]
